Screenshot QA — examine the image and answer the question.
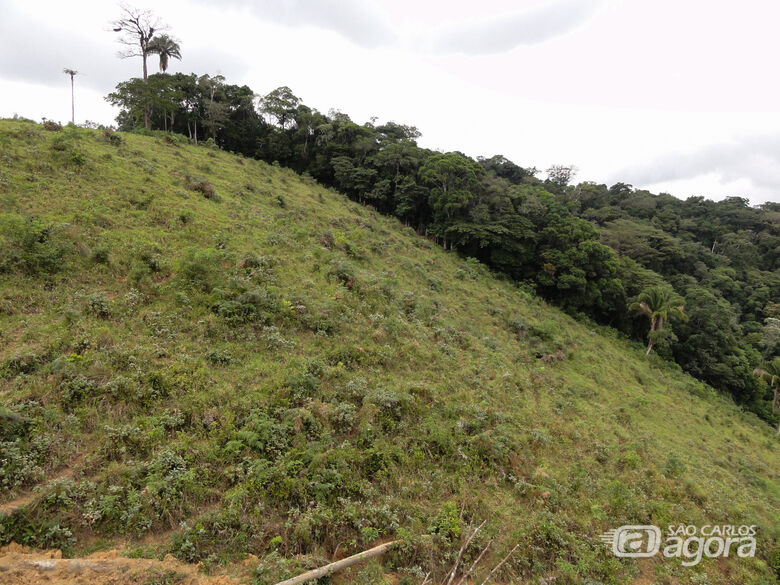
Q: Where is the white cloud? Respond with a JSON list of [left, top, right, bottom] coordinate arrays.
[[614, 134, 780, 204], [197, 0, 398, 48], [427, 0, 606, 54]]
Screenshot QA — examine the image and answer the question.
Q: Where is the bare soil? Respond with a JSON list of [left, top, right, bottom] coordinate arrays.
[[0, 543, 245, 585]]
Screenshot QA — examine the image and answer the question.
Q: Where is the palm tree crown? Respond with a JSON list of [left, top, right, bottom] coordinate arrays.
[[147, 34, 182, 73], [629, 285, 687, 356]]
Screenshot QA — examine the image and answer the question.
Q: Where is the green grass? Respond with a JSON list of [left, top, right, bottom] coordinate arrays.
[[0, 119, 777, 585]]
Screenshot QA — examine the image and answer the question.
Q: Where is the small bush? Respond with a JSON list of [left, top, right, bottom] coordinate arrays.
[[663, 454, 687, 478], [177, 249, 220, 292], [42, 119, 62, 132], [163, 133, 186, 146], [68, 149, 86, 166], [331, 402, 357, 432], [529, 320, 559, 341], [60, 374, 99, 407], [328, 260, 357, 289], [0, 436, 49, 490], [206, 348, 233, 366], [90, 245, 110, 264], [0, 214, 68, 274], [186, 178, 217, 199], [508, 316, 528, 337], [101, 129, 122, 146], [86, 292, 112, 318]]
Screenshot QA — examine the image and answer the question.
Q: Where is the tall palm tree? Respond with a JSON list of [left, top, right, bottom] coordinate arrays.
[[147, 34, 181, 73], [63, 68, 78, 125], [753, 357, 780, 434], [629, 285, 688, 356]]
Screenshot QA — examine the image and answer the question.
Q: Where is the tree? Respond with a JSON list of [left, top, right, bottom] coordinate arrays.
[[753, 358, 780, 433], [147, 34, 181, 72], [629, 285, 688, 356], [199, 74, 228, 141], [544, 164, 577, 194], [63, 68, 78, 125], [260, 86, 301, 130], [421, 153, 482, 215], [478, 154, 534, 184], [111, 4, 168, 129], [106, 73, 183, 132]]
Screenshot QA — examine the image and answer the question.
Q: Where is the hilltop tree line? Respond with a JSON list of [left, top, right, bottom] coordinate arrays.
[[102, 11, 779, 425]]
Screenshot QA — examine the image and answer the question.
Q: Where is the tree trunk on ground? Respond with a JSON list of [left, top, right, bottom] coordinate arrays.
[[272, 541, 398, 585]]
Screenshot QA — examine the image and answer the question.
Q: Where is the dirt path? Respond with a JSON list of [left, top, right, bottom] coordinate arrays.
[[0, 490, 44, 517], [0, 543, 245, 585], [0, 466, 77, 517]]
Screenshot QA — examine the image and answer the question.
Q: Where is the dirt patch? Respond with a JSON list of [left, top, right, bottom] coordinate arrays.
[[0, 465, 78, 516], [0, 543, 245, 585]]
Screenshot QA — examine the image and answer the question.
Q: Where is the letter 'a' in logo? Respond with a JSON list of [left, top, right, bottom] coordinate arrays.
[[599, 525, 662, 558]]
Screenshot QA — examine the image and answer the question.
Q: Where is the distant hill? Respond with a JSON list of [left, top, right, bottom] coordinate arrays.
[[0, 119, 777, 584]]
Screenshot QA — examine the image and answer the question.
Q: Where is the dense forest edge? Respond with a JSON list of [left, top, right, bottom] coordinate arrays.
[[95, 70, 780, 427]]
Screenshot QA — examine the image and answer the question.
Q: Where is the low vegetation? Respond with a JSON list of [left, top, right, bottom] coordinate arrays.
[[0, 119, 777, 584]]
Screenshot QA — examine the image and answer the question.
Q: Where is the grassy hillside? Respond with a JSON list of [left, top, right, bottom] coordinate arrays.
[[0, 119, 777, 585]]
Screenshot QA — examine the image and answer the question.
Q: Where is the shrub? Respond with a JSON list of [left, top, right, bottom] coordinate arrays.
[[68, 149, 87, 167], [507, 316, 528, 337], [186, 178, 217, 199], [0, 214, 68, 274], [241, 254, 276, 272], [60, 374, 96, 407], [529, 320, 559, 341], [0, 436, 49, 490], [102, 424, 147, 460], [206, 348, 233, 366], [331, 402, 357, 432], [177, 249, 220, 292], [86, 292, 112, 318], [663, 454, 687, 477], [427, 501, 461, 540], [214, 288, 278, 327], [328, 260, 357, 289], [616, 449, 642, 470], [90, 245, 110, 264], [163, 133, 186, 146], [101, 129, 122, 146], [42, 119, 63, 131]]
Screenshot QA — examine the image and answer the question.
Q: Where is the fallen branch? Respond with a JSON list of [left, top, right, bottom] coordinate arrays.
[[272, 541, 399, 585], [454, 538, 493, 585], [445, 520, 486, 585], [478, 543, 519, 585]]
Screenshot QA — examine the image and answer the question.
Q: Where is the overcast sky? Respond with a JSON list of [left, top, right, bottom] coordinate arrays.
[[2, 0, 779, 205]]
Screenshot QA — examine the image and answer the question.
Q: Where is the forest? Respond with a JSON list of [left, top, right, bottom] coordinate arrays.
[[105, 70, 780, 426]]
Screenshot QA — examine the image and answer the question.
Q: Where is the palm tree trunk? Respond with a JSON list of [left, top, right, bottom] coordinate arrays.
[[142, 54, 151, 130], [645, 317, 658, 356], [70, 76, 75, 125]]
